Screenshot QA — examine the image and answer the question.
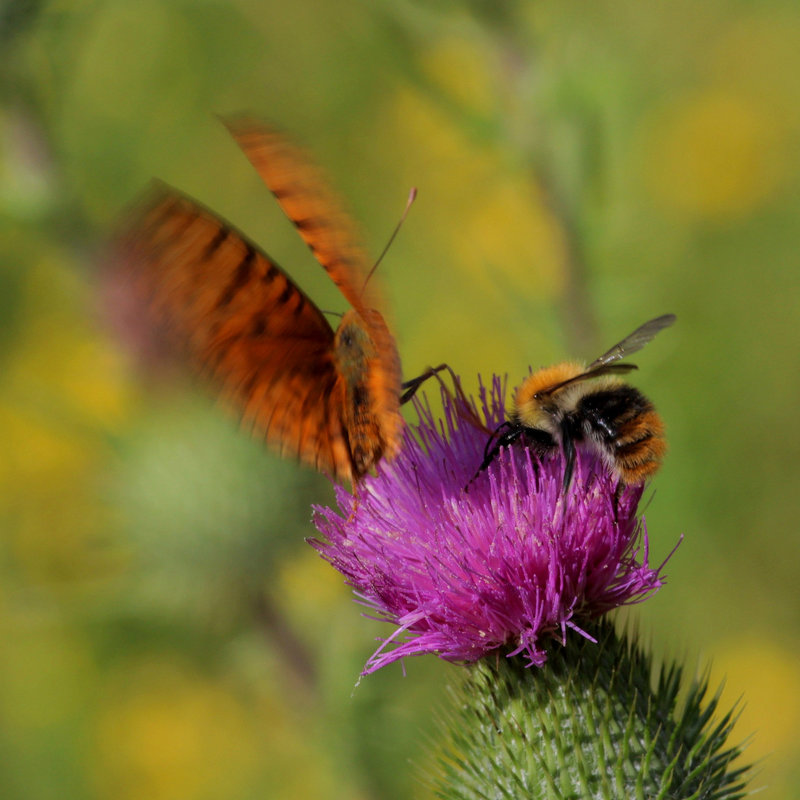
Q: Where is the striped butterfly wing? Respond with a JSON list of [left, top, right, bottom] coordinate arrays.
[[223, 118, 403, 477], [222, 117, 380, 315], [119, 183, 356, 480]]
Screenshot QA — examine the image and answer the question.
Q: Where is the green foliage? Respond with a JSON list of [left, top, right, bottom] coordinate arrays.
[[431, 622, 750, 800]]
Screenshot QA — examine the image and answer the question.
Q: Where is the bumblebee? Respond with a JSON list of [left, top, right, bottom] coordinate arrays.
[[473, 314, 676, 490]]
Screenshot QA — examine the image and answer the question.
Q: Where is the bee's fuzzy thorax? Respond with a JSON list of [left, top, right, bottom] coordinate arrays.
[[513, 362, 626, 428], [515, 362, 584, 405]]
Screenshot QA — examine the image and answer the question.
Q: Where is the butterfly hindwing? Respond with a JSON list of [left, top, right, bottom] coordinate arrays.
[[120, 183, 357, 480]]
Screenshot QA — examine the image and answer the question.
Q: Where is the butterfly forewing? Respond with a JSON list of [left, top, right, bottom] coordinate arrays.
[[119, 183, 358, 481], [222, 117, 380, 315], [223, 118, 404, 477]]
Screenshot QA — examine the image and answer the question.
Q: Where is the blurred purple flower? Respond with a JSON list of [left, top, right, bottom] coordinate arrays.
[[311, 376, 673, 674]]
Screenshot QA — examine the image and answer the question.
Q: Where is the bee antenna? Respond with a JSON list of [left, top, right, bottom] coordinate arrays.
[[361, 187, 417, 295], [322, 309, 344, 320]]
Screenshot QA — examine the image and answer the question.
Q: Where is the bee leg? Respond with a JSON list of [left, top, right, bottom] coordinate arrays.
[[465, 425, 524, 492], [482, 420, 513, 461], [400, 363, 453, 404], [612, 481, 626, 515], [561, 428, 577, 493]]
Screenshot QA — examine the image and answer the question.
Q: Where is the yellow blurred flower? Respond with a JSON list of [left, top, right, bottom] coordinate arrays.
[[709, 16, 800, 132], [383, 84, 563, 301], [710, 635, 800, 775], [92, 659, 259, 800], [420, 34, 497, 118], [10, 255, 135, 428], [0, 255, 134, 585], [457, 178, 564, 299], [639, 89, 785, 221]]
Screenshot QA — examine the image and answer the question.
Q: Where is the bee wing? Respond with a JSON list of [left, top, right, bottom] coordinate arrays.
[[221, 116, 380, 315], [586, 314, 676, 369], [116, 183, 356, 482]]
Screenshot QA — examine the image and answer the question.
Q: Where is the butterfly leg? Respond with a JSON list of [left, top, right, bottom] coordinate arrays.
[[346, 490, 361, 522], [400, 363, 455, 404]]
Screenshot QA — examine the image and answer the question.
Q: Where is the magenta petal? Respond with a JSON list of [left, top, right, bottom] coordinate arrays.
[[311, 376, 673, 674]]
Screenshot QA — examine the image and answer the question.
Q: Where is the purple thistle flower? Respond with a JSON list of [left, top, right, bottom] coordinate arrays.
[[311, 376, 673, 674]]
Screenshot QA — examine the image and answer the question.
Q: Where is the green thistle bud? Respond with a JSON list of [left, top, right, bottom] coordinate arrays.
[[429, 621, 751, 800]]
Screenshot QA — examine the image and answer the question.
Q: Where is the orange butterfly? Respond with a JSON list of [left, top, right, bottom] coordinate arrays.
[[118, 118, 407, 483]]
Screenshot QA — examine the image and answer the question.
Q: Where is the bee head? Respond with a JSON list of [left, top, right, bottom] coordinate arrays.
[[513, 362, 584, 426]]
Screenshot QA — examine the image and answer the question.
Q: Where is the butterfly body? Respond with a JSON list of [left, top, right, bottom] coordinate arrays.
[[118, 119, 403, 484], [333, 308, 402, 477]]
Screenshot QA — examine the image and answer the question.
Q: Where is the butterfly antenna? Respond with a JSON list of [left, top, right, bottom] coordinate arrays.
[[322, 309, 344, 321], [361, 187, 417, 296]]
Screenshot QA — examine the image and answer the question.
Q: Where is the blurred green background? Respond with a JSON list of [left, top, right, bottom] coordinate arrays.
[[2, 1, 799, 797]]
